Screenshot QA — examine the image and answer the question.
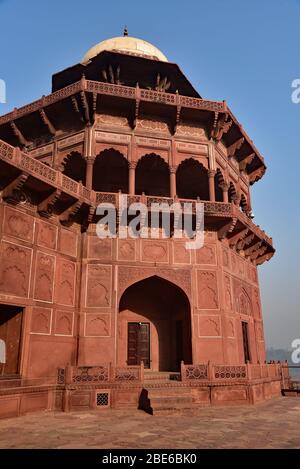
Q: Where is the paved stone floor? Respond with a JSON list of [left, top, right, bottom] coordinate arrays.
[[0, 398, 299, 449]]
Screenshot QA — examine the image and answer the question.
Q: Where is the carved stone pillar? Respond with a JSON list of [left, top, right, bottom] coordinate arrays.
[[208, 169, 216, 202], [220, 182, 229, 203], [86, 156, 95, 190], [129, 162, 136, 195], [170, 165, 177, 198]]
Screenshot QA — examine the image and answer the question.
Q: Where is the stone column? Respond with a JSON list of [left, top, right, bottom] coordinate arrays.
[[221, 182, 229, 203], [86, 156, 95, 190], [208, 169, 216, 202], [129, 162, 136, 195], [170, 165, 177, 198]]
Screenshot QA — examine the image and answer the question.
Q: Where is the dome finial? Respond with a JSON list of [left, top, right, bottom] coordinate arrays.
[[123, 26, 128, 37]]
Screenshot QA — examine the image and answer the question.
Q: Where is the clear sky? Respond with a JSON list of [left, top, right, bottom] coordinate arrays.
[[0, 0, 299, 350]]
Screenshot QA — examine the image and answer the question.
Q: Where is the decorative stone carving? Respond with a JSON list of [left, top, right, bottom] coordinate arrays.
[[31, 307, 52, 334], [255, 321, 264, 341], [176, 122, 206, 139], [118, 266, 191, 299], [136, 117, 170, 134], [227, 319, 235, 338], [37, 220, 57, 250], [173, 242, 191, 264], [197, 271, 219, 309], [56, 259, 76, 306], [34, 252, 55, 302], [196, 245, 216, 265], [142, 241, 168, 263], [59, 228, 78, 257], [222, 248, 230, 268], [54, 310, 73, 335], [87, 237, 112, 260], [0, 241, 32, 297], [86, 265, 112, 307], [118, 240, 135, 261], [198, 316, 221, 337], [224, 274, 233, 311], [4, 207, 33, 242], [233, 279, 253, 316], [95, 114, 130, 128], [253, 288, 261, 318], [85, 313, 110, 337]]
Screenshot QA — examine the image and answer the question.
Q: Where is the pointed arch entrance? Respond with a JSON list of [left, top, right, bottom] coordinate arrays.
[[118, 275, 192, 371]]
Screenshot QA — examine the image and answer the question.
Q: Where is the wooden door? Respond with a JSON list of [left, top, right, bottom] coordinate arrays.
[[242, 321, 251, 363], [0, 306, 23, 376], [127, 322, 150, 368]]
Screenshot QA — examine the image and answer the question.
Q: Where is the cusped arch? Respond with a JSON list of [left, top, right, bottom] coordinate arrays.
[[228, 182, 237, 203], [62, 151, 87, 184], [176, 157, 209, 200], [240, 193, 248, 213], [214, 167, 226, 202], [135, 153, 170, 196], [93, 148, 129, 193]]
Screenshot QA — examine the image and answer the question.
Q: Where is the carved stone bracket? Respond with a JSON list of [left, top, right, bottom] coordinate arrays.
[[228, 228, 249, 248], [250, 244, 268, 262], [237, 232, 255, 251], [227, 137, 244, 159], [256, 251, 274, 266], [218, 217, 238, 240], [60, 200, 83, 225], [80, 91, 90, 123], [211, 112, 232, 141], [39, 109, 57, 136], [10, 121, 32, 148], [249, 166, 266, 185], [38, 189, 62, 218], [1, 173, 29, 204], [244, 240, 263, 258], [239, 152, 255, 172]]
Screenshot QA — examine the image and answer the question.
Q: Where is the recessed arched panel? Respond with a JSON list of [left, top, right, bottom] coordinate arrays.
[[118, 275, 192, 371]]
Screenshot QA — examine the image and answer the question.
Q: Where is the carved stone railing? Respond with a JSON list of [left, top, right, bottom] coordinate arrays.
[[0, 138, 273, 252], [113, 364, 144, 382], [68, 365, 110, 384], [0, 81, 82, 125], [0, 79, 226, 126], [213, 365, 247, 380], [181, 362, 208, 381], [62, 363, 144, 385], [181, 362, 283, 382]]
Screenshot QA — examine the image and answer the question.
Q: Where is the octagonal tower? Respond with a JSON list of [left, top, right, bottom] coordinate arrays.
[[0, 33, 281, 415]]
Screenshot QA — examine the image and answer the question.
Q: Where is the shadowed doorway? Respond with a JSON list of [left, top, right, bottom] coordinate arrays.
[[118, 276, 192, 371]]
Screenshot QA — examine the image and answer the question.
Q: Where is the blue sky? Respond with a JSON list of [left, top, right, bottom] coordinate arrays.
[[1, 0, 299, 349]]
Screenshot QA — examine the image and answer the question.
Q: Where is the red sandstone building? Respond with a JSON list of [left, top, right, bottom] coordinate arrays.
[[0, 33, 285, 417]]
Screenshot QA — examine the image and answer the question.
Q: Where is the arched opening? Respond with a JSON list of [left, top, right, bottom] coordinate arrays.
[[176, 158, 209, 200], [118, 276, 192, 371], [93, 148, 129, 193], [135, 154, 170, 196], [62, 152, 86, 184], [240, 193, 248, 213], [214, 168, 225, 202], [228, 182, 237, 203]]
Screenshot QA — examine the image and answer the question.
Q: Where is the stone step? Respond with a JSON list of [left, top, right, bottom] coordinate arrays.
[[139, 386, 195, 415]]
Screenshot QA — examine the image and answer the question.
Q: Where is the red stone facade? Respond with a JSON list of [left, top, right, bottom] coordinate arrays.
[[0, 37, 282, 417]]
